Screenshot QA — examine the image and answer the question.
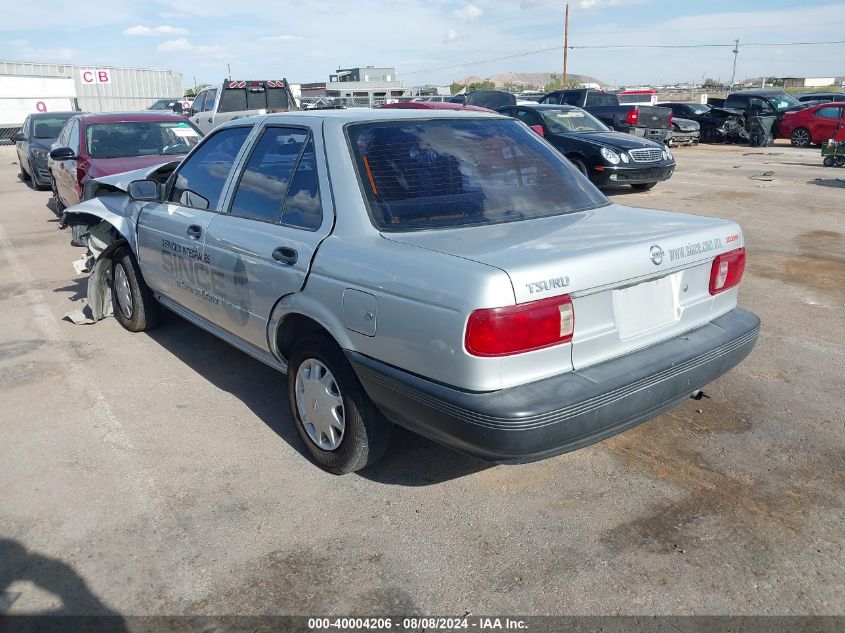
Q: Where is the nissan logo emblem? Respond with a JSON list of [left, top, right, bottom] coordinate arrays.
[[650, 245, 664, 265]]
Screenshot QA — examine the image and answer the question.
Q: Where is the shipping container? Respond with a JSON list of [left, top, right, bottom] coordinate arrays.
[[0, 60, 183, 114]]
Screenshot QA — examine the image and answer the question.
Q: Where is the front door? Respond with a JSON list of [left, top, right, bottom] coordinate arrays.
[[56, 119, 81, 206], [812, 105, 845, 143], [136, 124, 253, 319], [202, 123, 332, 351]]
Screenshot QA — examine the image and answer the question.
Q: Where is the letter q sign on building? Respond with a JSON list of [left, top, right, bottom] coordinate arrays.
[[79, 69, 112, 85]]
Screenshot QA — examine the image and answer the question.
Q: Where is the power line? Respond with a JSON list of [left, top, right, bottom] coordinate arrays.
[[402, 39, 845, 76]]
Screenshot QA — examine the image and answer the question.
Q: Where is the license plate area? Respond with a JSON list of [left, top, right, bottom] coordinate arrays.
[[612, 275, 679, 339]]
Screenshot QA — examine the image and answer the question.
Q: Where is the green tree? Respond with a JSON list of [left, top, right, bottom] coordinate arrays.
[[184, 83, 210, 97], [545, 73, 562, 92]]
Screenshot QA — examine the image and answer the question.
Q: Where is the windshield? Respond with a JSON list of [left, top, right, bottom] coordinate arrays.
[[770, 92, 800, 111], [86, 121, 201, 158], [348, 118, 608, 231], [688, 104, 711, 115], [541, 109, 609, 134], [31, 116, 73, 139]]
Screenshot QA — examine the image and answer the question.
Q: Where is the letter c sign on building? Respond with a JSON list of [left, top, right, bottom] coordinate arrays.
[[80, 69, 112, 85]]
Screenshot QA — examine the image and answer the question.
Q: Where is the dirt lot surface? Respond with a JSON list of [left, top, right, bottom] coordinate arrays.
[[0, 141, 842, 617]]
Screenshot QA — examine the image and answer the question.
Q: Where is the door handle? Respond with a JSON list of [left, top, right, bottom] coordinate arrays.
[[272, 247, 298, 265], [186, 224, 202, 240], [207, 117, 213, 123]]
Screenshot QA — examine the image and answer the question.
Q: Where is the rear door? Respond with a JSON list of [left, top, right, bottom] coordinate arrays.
[[811, 105, 845, 142], [136, 125, 253, 319], [202, 121, 333, 350]]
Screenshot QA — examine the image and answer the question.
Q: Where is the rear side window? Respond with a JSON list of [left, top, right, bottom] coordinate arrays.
[[281, 137, 322, 230], [348, 118, 608, 231], [229, 127, 308, 222], [816, 106, 842, 119], [169, 126, 251, 210]]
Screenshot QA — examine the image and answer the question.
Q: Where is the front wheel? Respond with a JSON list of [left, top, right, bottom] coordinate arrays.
[[111, 247, 160, 332], [287, 334, 391, 474], [790, 128, 811, 148], [632, 182, 657, 191], [823, 156, 835, 167], [51, 177, 65, 216], [568, 157, 589, 178]]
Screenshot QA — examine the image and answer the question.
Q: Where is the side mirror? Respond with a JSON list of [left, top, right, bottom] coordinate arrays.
[[530, 124, 545, 137], [13, 131, 26, 142], [171, 102, 184, 114], [128, 179, 161, 202], [49, 147, 76, 161]]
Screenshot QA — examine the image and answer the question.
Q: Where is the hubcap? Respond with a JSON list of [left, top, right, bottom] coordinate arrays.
[[794, 130, 809, 146], [114, 263, 133, 319], [295, 358, 345, 451]]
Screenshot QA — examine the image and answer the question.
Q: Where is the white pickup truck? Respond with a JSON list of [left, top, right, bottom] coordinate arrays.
[[188, 79, 298, 134]]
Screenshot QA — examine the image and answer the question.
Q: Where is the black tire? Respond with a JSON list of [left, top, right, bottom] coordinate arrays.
[[568, 157, 589, 178], [110, 246, 160, 333], [790, 128, 811, 148], [835, 156, 845, 168], [632, 182, 657, 191], [51, 177, 65, 215], [700, 126, 714, 143], [823, 156, 835, 167], [19, 163, 31, 181], [287, 334, 391, 474]]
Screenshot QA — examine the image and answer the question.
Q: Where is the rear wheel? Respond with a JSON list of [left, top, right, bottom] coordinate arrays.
[[632, 182, 657, 191], [111, 246, 160, 332], [823, 156, 835, 167], [835, 156, 845, 167], [790, 128, 811, 148], [287, 334, 391, 474]]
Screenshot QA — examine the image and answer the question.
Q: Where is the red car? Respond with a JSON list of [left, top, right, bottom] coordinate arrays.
[[779, 102, 845, 147], [49, 111, 203, 213], [377, 101, 494, 113]]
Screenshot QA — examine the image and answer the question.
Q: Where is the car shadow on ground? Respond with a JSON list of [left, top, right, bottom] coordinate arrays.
[[0, 538, 126, 629], [53, 278, 88, 302], [809, 177, 845, 188], [144, 312, 490, 486]]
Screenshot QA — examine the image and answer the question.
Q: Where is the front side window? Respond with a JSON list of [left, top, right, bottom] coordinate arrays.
[[229, 127, 308, 222], [203, 89, 217, 112], [348, 118, 608, 231], [86, 121, 201, 158], [192, 91, 206, 112], [169, 126, 252, 210], [68, 121, 80, 154]]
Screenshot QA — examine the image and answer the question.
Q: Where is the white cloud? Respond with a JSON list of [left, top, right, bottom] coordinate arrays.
[[11, 39, 81, 61], [157, 38, 226, 58], [124, 25, 188, 36], [259, 35, 304, 42], [444, 27, 458, 43], [454, 3, 482, 21]]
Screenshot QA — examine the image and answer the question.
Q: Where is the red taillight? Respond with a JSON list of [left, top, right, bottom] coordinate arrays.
[[668, 112, 673, 127], [709, 247, 746, 295], [626, 109, 638, 125], [465, 295, 574, 357]]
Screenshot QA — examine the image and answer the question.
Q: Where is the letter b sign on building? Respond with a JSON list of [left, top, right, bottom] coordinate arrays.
[[80, 68, 112, 85]]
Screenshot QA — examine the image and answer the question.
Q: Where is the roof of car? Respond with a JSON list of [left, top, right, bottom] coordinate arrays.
[[508, 103, 579, 111], [29, 111, 79, 118], [221, 108, 503, 128], [75, 111, 190, 124], [730, 89, 789, 96], [378, 102, 492, 112]]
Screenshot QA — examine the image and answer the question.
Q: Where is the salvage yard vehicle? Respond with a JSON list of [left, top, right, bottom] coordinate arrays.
[[63, 109, 759, 474], [778, 102, 845, 148], [658, 102, 746, 143], [539, 88, 673, 143], [668, 116, 700, 146], [49, 111, 202, 216], [496, 103, 675, 190], [13, 111, 77, 189], [796, 92, 845, 104], [189, 79, 298, 134]]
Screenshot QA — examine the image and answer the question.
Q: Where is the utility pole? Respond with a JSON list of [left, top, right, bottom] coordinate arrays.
[[562, 2, 569, 88], [730, 39, 739, 89], [227, 63, 231, 80]]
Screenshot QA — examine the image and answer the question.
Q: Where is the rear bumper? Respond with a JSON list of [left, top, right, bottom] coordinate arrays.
[[592, 163, 675, 185], [630, 127, 673, 142], [348, 308, 760, 463]]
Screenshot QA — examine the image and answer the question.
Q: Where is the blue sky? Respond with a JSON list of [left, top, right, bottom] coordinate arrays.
[[3, 0, 844, 89]]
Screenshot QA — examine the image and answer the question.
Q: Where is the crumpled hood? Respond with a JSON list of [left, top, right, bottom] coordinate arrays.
[[672, 117, 701, 132], [88, 159, 183, 191]]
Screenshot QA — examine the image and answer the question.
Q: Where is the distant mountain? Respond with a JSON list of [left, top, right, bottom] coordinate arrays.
[[454, 71, 607, 90]]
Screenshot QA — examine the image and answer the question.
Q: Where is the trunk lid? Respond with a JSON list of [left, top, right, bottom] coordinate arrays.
[[383, 203, 744, 369]]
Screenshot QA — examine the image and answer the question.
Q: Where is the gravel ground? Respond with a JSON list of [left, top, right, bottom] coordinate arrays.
[[0, 140, 842, 617]]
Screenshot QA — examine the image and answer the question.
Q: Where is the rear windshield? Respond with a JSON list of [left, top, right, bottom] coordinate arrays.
[[86, 121, 201, 158], [219, 86, 290, 113], [32, 116, 73, 138], [348, 118, 608, 231]]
